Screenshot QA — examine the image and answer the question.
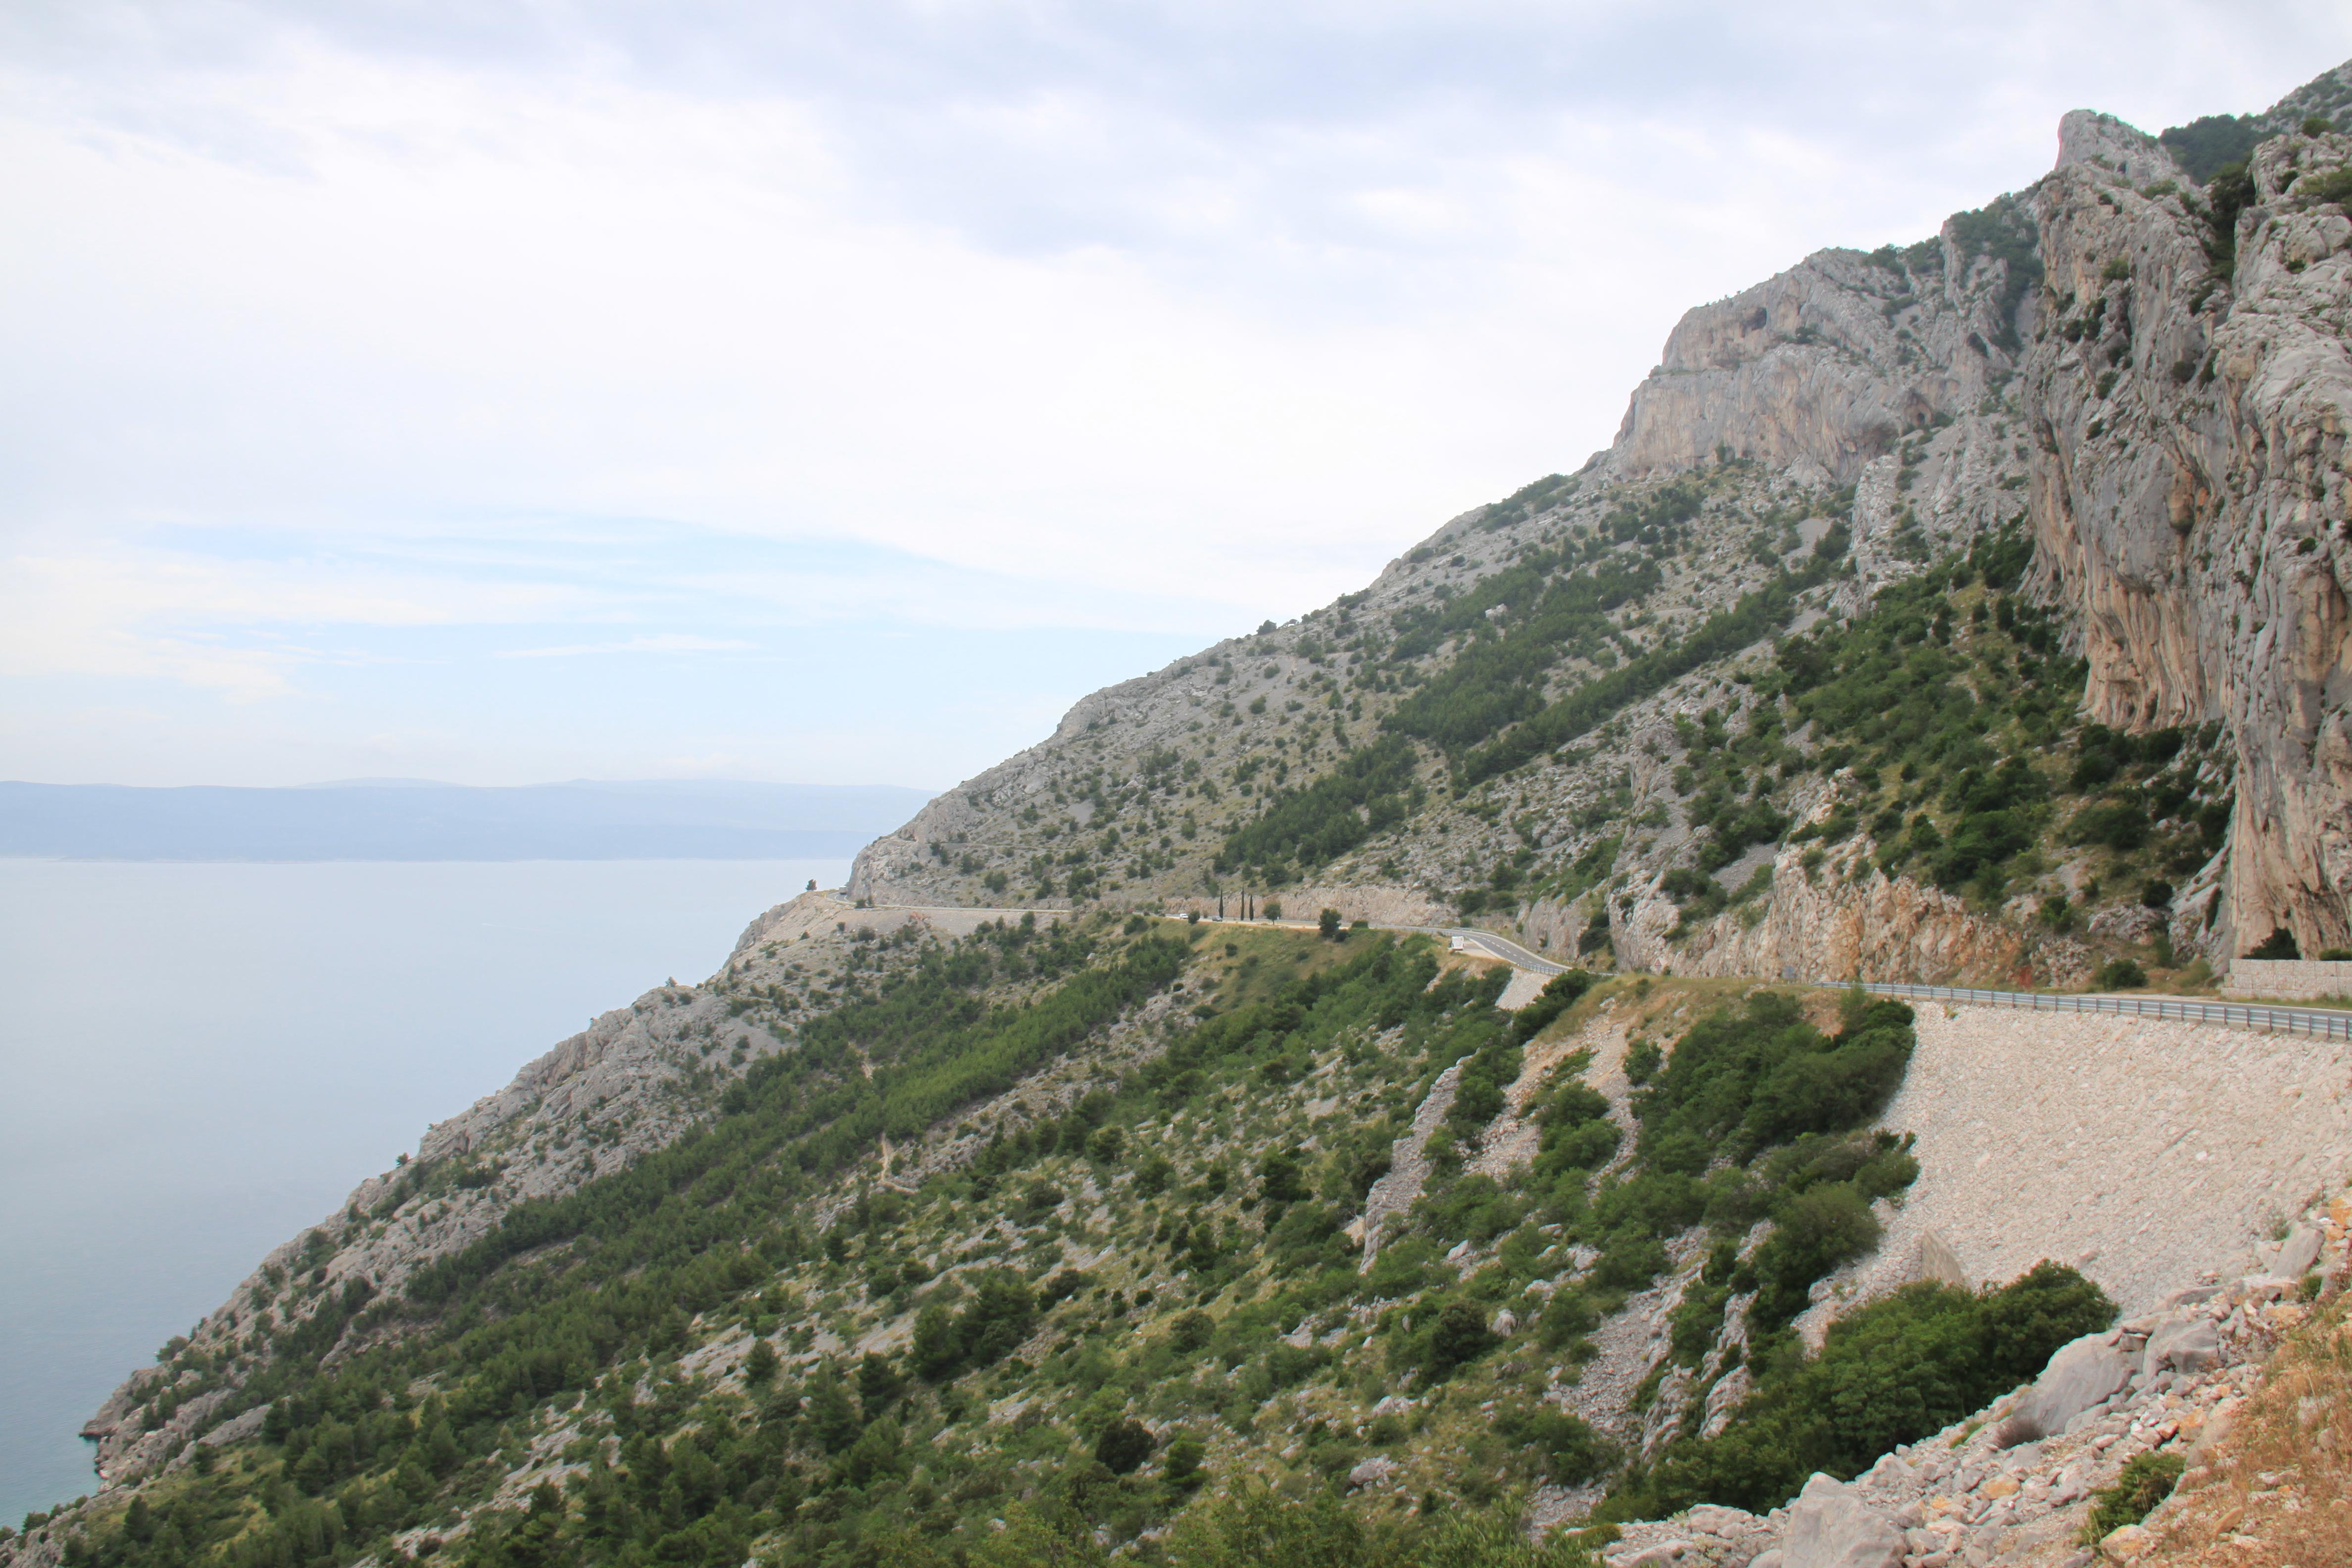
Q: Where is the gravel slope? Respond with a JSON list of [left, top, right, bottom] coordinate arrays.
[[1814, 1003, 2352, 1324]]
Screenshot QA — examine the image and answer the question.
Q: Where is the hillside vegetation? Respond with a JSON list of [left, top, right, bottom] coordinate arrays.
[[32, 920, 2112, 1568]]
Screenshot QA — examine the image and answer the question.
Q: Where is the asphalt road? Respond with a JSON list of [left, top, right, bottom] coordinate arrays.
[[864, 904, 2352, 1038]]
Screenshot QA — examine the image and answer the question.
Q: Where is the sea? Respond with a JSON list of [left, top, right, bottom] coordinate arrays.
[[0, 857, 845, 1526]]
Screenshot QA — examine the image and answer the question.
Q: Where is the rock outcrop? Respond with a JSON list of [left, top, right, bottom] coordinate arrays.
[[1616, 808, 2093, 987]]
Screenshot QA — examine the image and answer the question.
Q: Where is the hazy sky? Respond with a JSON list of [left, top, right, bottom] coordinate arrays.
[[3, 2, 2345, 790]]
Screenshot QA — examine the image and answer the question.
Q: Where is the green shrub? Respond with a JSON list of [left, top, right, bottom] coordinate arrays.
[[2247, 928, 2301, 960], [1971, 1261, 2118, 1385], [1932, 810, 2032, 888], [1493, 1401, 1620, 1484], [1534, 1107, 1620, 1179], [1748, 1183, 1879, 1335], [1094, 1419, 1156, 1475], [1166, 1311, 1216, 1355], [1537, 1286, 1601, 1349], [2081, 1452, 2184, 1541], [2095, 958, 2147, 990], [913, 1270, 1038, 1378], [1419, 1175, 1527, 1245], [2299, 165, 2352, 205], [1513, 970, 1598, 1042], [2069, 802, 2151, 852], [1422, 1299, 1501, 1376], [1163, 1432, 1208, 1489]]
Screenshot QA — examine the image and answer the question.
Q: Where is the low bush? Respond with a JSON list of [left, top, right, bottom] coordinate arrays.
[[2095, 958, 2147, 990], [2081, 1452, 2184, 1541], [1512, 970, 1598, 1042], [1494, 1400, 1620, 1484], [2247, 928, 2301, 960]]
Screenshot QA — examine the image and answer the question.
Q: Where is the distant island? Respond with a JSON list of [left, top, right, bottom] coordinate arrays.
[[0, 779, 935, 861]]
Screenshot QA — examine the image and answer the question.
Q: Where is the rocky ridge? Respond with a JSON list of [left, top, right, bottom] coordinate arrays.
[[848, 61, 2352, 982]]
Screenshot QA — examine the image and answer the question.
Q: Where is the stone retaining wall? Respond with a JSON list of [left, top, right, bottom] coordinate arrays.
[[2221, 957, 2352, 1000]]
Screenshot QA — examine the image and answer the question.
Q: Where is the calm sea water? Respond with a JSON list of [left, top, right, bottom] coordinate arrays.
[[0, 857, 845, 1525]]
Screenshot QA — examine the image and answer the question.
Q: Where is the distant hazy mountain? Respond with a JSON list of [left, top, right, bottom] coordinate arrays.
[[0, 780, 935, 861]]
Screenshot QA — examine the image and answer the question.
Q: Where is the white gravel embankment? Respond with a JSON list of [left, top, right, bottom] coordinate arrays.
[[1816, 1003, 2352, 1325]]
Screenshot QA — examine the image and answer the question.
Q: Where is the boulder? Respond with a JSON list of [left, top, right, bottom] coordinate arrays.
[[2141, 1314, 2221, 1379], [1605, 1542, 1695, 1568], [1781, 1473, 1905, 1568], [1917, 1230, 1969, 1290], [1995, 1332, 2137, 1446], [2269, 1224, 2323, 1279], [1346, 1455, 1398, 1490], [1683, 1504, 1758, 1536]]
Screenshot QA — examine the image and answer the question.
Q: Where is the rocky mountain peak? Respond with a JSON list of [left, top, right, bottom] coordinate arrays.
[[2055, 108, 2180, 188]]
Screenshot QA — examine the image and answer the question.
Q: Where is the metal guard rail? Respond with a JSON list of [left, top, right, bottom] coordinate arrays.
[[1856, 980, 2352, 1042]]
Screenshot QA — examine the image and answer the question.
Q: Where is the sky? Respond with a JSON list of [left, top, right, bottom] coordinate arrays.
[[1, 2, 2346, 792]]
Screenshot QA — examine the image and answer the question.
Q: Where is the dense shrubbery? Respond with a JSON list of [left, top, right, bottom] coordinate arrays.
[[872, 1485, 1604, 1568], [55, 922, 1226, 1568], [1385, 554, 1662, 753], [1392, 983, 1919, 1439], [1512, 969, 1598, 1042], [1605, 1262, 2114, 1519], [1456, 546, 1846, 787], [2158, 113, 2267, 183], [1531, 989, 1924, 1355], [1216, 735, 1424, 880], [1763, 538, 2231, 914]]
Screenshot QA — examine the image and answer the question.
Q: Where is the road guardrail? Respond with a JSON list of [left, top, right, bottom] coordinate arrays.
[[1856, 980, 2352, 1042]]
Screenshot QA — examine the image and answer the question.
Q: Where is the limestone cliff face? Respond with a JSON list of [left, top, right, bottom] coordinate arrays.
[[1614, 804, 2095, 989], [1589, 90, 2352, 962], [1611, 231, 2024, 488], [2023, 132, 2352, 956]]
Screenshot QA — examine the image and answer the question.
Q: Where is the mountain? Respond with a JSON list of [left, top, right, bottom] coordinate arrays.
[[11, 59, 2352, 1568], [0, 781, 935, 862], [845, 74, 2352, 983]]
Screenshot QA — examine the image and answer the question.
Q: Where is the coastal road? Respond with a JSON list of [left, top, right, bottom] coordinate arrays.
[[858, 903, 2352, 1041], [856, 901, 1566, 979]]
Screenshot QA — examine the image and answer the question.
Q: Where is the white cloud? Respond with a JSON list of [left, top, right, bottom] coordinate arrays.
[[1, 2, 2348, 783], [0, 542, 595, 696], [499, 634, 759, 658]]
